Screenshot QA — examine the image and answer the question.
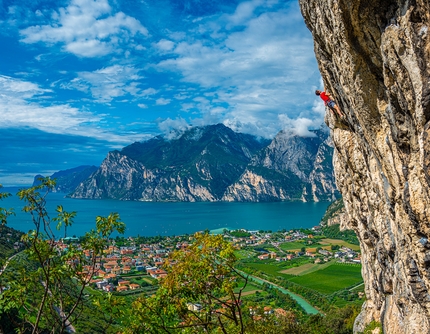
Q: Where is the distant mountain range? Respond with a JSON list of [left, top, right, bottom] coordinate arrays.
[[33, 165, 98, 193], [35, 124, 339, 202]]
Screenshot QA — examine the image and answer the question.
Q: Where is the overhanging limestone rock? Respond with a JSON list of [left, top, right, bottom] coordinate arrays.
[[300, 0, 430, 332]]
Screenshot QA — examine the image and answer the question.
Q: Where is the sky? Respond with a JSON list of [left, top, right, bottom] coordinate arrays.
[[0, 0, 324, 186]]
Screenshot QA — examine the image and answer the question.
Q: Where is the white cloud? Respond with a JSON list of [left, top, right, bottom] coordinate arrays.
[[225, 0, 263, 27], [158, 118, 191, 139], [0, 75, 142, 144], [155, 1, 322, 137], [0, 75, 50, 97], [142, 88, 158, 95], [19, 0, 148, 57], [155, 39, 175, 52], [278, 114, 319, 137], [180, 103, 195, 112], [156, 98, 171, 106], [65, 39, 113, 58], [61, 65, 144, 102], [8, 0, 323, 142]]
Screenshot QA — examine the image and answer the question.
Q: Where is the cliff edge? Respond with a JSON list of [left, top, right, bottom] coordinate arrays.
[[299, 0, 430, 333]]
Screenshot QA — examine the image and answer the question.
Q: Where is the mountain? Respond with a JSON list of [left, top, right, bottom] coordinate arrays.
[[222, 128, 338, 201], [33, 165, 98, 193], [300, 0, 430, 332], [69, 124, 337, 202]]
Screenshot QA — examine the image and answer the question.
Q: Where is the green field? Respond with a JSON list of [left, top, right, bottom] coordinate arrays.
[[234, 281, 260, 294], [318, 238, 361, 251], [281, 260, 335, 276], [239, 257, 313, 279], [241, 262, 286, 276], [288, 263, 363, 294], [234, 250, 256, 259], [278, 241, 306, 251]]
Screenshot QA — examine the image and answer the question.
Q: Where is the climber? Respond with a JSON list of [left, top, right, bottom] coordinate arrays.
[[315, 89, 344, 118]]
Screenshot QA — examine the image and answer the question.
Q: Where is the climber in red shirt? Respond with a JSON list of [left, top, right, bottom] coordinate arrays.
[[315, 90, 344, 118]]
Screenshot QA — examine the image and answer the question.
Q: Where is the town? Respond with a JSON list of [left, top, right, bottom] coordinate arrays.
[[53, 227, 361, 295]]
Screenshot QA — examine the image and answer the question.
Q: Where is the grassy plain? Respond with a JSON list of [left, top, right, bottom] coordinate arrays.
[[234, 281, 261, 294], [278, 241, 306, 251], [280, 260, 335, 276], [278, 239, 360, 253], [288, 263, 363, 294], [234, 250, 256, 259], [241, 262, 287, 277], [319, 238, 361, 251]]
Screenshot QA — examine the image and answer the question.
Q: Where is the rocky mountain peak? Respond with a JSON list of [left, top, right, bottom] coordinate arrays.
[[69, 124, 337, 202]]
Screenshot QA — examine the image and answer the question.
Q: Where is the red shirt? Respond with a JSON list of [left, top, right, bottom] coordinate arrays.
[[319, 92, 331, 104]]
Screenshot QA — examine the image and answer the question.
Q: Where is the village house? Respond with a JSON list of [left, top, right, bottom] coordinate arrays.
[[318, 249, 331, 256], [104, 273, 117, 281], [121, 266, 131, 274], [111, 266, 122, 275], [103, 284, 115, 292], [95, 269, 106, 278], [129, 283, 140, 290], [306, 251, 316, 257], [148, 268, 167, 279], [263, 306, 273, 315], [96, 280, 109, 289], [118, 280, 130, 287]]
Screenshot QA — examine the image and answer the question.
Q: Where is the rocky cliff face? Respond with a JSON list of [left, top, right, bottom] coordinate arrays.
[[71, 124, 337, 202], [71, 151, 218, 201], [300, 0, 430, 332], [222, 128, 338, 202], [319, 198, 348, 227]]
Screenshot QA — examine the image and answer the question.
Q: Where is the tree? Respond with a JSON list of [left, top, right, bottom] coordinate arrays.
[[125, 232, 249, 333], [0, 185, 14, 226], [0, 178, 126, 333]]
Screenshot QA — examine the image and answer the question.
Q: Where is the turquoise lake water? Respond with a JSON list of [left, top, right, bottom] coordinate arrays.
[[1, 187, 330, 237]]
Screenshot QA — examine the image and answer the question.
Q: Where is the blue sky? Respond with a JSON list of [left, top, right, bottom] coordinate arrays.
[[0, 0, 323, 186]]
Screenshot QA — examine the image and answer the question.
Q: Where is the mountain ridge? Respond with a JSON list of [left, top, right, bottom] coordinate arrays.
[[33, 165, 98, 193], [42, 124, 337, 202], [34, 124, 338, 202]]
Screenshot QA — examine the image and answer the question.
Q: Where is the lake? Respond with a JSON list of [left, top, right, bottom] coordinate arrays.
[[0, 187, 330, 237]]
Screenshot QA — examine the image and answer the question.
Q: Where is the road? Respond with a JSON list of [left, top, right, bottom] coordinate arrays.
[[0, 251, 21, 276]]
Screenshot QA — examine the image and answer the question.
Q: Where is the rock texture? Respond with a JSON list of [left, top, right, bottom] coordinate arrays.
[[319, 198, 348, 227], [300, 0, 430, 333], [70, 124, 337, 202], [222, 128, 338, 202]]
